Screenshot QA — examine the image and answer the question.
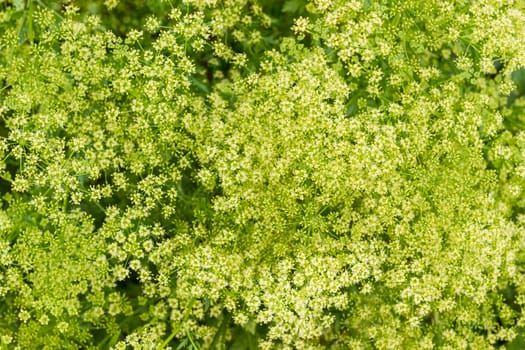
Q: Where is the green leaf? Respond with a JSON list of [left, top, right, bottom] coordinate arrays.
[[189, 76, 210, 94], [229, 330, 258, 350], [282, 0, 303, 13]]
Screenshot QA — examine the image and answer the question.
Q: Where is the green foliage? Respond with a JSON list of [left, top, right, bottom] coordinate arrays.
[[1, 0, 525, 348]]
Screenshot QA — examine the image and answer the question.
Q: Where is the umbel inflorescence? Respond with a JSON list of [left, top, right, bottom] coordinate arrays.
[[1, 0, 525, 349]]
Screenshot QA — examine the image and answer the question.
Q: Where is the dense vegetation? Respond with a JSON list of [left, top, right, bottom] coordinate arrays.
[[1, 0, 525, 348]]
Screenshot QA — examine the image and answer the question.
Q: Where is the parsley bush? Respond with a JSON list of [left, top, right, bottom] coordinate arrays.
[[1, 0, 525, 348]]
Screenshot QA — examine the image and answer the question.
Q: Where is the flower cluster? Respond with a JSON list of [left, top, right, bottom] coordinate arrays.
[[1, 0, 525, 349]]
